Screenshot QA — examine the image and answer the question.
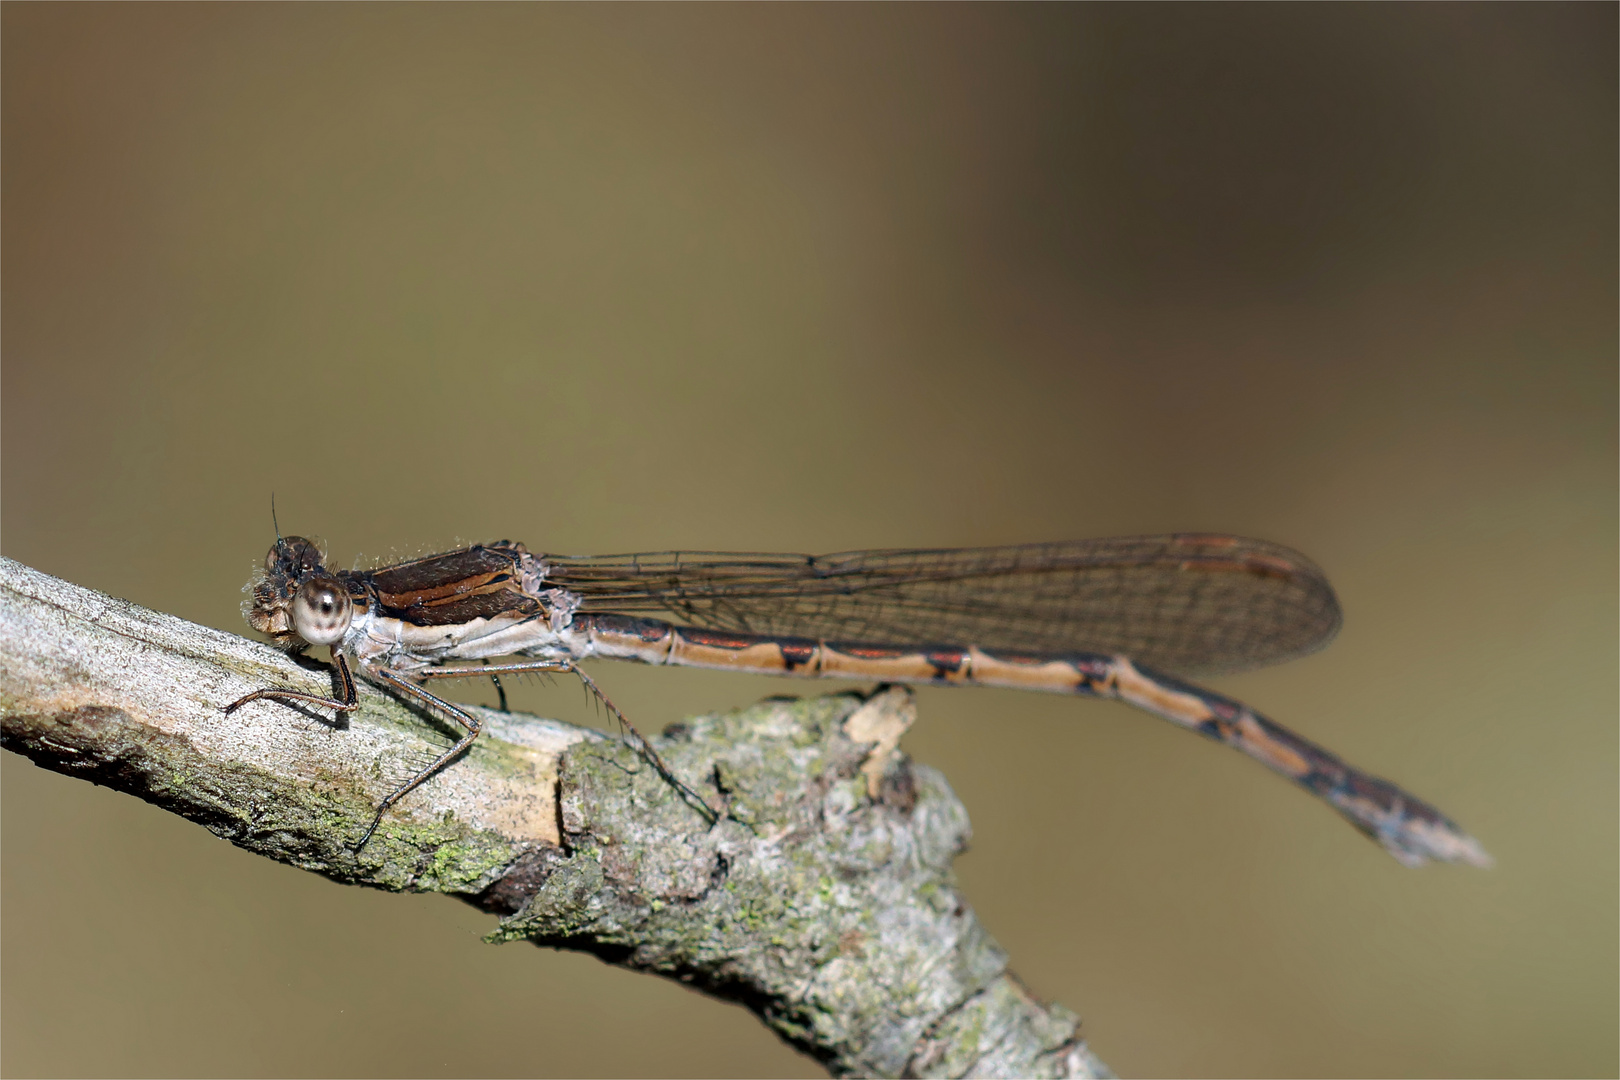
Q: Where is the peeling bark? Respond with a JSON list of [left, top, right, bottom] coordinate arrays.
[[0, 557, 1111, 1079]]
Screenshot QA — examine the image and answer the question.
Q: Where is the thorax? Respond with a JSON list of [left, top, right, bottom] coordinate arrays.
[[335, 550, 585, 672]]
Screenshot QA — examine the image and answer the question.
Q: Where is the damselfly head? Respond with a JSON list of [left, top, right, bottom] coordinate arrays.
[[246, 536, 341, 644]]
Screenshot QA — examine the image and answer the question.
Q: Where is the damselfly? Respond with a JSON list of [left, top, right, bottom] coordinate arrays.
[[227, 532, 1490, 866]]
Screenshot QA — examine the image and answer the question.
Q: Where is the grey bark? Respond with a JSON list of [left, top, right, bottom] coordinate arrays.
[[0, 557, 1111, 1079]]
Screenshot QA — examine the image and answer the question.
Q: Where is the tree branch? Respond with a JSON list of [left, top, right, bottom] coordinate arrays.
[[0, 557, 1112, 1079]]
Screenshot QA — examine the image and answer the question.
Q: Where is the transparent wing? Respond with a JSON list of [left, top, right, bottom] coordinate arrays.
[[542, 533, 1342, 676]]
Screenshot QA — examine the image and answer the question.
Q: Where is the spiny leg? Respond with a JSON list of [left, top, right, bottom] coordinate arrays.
[[352, 668, 484, 851], [480, 659, 510, 712], [415, 660, 719, 825], [568, 665, 719, 825], [225, 649, 360, 720]]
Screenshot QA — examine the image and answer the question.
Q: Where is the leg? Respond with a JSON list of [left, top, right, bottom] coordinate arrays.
[[226, 649, 359, 719], [416, 661, 718, 826], [568, 665, 719, 826], [352, 668, 483, 851]]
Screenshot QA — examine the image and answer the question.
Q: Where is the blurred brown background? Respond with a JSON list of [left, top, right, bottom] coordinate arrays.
[[2, 5, 1614, 1077]]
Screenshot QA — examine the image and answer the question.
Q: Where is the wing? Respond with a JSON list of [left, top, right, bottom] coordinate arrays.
[[540, 533, 1342, 676]]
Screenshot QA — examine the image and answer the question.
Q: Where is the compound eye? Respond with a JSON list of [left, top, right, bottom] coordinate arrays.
[[291, 577, 352, 645]]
